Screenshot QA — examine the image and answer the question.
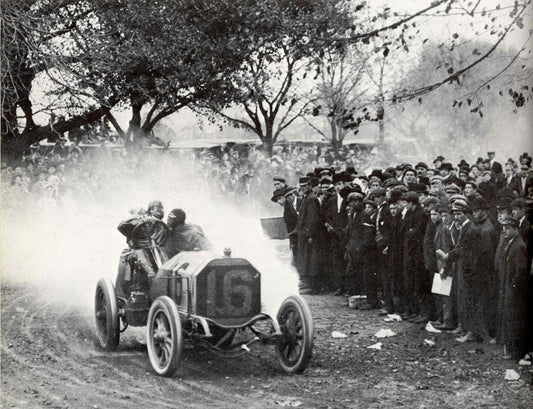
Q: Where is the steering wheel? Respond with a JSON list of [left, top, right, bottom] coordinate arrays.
[[130, 218, 169, 247]]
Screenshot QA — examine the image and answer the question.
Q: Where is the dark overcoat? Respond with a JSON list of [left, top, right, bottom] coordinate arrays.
[[296, 191, 322, 277], [495, 234, 528, 355]]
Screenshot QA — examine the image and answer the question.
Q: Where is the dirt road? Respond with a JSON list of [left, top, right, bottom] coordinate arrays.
[[2, 282, 532, 409]]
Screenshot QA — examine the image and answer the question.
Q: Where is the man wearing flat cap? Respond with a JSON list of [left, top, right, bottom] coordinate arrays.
[[415, 162, 428, 179], [439, 200, 490, 342], [494, 216, 528, 359], [345, 191, 378, 307], [296, 176, 322, 294], [273, 176, 288, 190]]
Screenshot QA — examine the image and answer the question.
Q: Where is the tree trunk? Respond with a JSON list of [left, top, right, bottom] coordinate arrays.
[[262, 119, 274, 157]]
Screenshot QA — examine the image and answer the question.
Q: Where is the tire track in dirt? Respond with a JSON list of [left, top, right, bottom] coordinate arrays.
[[2, 285, 278, 409]]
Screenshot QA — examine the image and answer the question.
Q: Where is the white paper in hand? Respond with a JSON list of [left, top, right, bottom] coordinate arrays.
[[431, 273, 452, 296]]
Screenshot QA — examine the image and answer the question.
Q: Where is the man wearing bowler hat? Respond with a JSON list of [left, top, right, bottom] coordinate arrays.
[[296, 177, 322, 294]]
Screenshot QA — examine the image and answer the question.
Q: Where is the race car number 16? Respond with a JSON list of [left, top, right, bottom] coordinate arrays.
[[206, 269, 253, 317]]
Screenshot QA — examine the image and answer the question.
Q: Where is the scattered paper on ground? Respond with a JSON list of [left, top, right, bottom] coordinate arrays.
[[331, 331, 347, 339], [383, 314, 402, 322], [504, 369, 520, 381], [367, 342, 383, 350], [425, 322, 442, 333], [424, 339, 436, 346], [374, 328, 396, 338]]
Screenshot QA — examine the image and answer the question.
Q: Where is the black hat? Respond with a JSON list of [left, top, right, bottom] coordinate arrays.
[[346, 166, 358, 175], [299, 177, 310, 185], [401, 191, 419, 203], [363, 199, 377, 208], [409, 183, 429, 194], [471, 197, 489, 211], [433, 156, 445, 164], [332, 173, 344, 183], [383, 178, 403, 189], [273, 176, 286, 183], [309, 177, 320, 187], [457, 159, 469, 168], [271, 187, 291, 202], [510, 198, 527, 209], [415, 162, 428, 170], [388, 189, 403, 204], [439, 162, 453, 171], [370, 187, 386, 197], [497, 196, 514, 210], [368, 169, 383, 180], [339, 186, 355, 200]]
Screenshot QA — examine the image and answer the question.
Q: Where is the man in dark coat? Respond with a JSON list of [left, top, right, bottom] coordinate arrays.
[[296, 177, 322, 294], [439, 199, 493, 342], [487, 151, 503, 174], [517, 164, 533, 198], [324, 173, 349, 295], [272, 187, 299, 263], [345, 192, 378, 307], [495, 217, 528, 359], [402, 191, 431, 323], [471, 197, 498, 339], [163, 208, 210, 258], [374, 187, 394, 313]]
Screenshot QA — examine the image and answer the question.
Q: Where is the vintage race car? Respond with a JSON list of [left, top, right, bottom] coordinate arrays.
[[95, 219, 314, 376]]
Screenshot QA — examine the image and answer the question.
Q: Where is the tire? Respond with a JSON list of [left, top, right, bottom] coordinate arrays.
[[95, 278, 120, 350], [146, 296, 183, 376], [275, 295, 314, 374]]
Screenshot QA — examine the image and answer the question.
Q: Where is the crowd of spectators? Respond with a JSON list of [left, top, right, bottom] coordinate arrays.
[[269, 150, 533, 361], [3, 135, 532, 362]]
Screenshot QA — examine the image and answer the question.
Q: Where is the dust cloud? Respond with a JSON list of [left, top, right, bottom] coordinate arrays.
[[1, 152, 299, 317]]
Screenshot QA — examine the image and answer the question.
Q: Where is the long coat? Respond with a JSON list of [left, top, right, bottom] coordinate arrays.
[[283, 199, 299, 260], [296, 191, 322, 277], [495, 233, 528, 356]]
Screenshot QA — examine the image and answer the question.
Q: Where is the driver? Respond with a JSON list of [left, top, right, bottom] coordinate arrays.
[[116, 199, 169, 298], [162, 208, 211, 258]]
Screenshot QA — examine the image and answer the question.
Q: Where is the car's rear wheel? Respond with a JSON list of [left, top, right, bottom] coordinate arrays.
[[146, 296, 183, 376], [95, 278, 120, 350], [275, 295, 314, 374]]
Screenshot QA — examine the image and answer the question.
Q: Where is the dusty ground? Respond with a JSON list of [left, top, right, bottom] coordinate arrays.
[[2, 279, 532, 409]]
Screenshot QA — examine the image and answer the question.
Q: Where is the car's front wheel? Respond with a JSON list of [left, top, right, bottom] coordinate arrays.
[[146, 296, 183, 376], [275, 295, 314, 374]]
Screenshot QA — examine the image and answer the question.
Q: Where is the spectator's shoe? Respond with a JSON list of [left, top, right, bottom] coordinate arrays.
[[450, 326, 464, 334], [401, 312, 416, 320], [407, 314, 423, 322], [434, 323, 456, 331], [455, 332, 475, 343], [412, 315, 429, 324]]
